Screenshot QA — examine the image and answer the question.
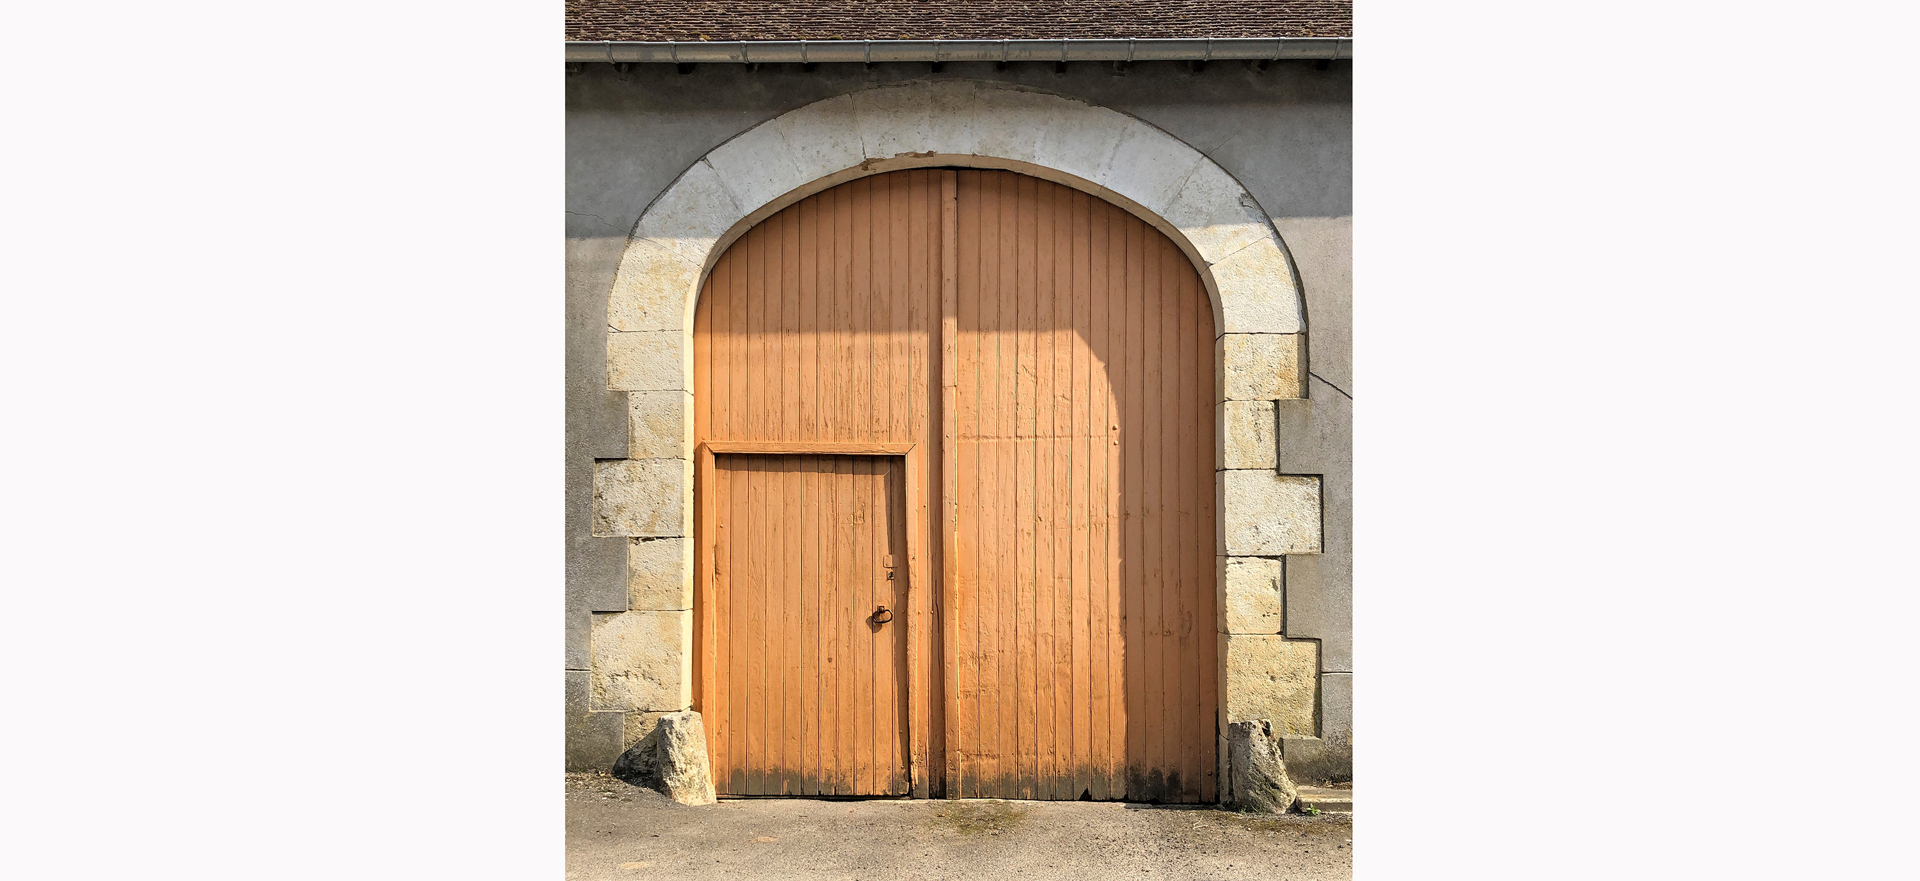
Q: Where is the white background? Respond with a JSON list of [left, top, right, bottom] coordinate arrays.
[[3, 1, 1915, 877]]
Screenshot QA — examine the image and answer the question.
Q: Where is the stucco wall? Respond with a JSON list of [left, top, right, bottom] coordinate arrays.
[[565, 59, 1351, 782]]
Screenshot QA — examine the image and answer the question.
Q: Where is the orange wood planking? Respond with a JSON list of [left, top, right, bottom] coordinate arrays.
[[692, 169, 1215, 802]]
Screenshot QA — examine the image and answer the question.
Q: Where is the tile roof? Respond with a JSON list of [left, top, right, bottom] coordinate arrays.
[[566, 1, 1353, 42]]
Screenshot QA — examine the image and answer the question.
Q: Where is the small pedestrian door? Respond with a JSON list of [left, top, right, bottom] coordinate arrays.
[[705, 453, 912, 796]]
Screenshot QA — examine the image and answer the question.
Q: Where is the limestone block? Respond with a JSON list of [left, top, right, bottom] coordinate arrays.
[[852, 84, 936, 161], [589, 610, 692, 712], [592, 459, 688, 538], [1097, 123, 1206, 219], [612, 710, 716, 806], [1222, 333, 1303, 401], [608, 238, 699, 333], [632, 159, 743, 266], [1222, 471, 1321, 556], [1221, 400, 1277, 470], [1214, 239, 1304, 334], [628, 537, 691, 611], [966, 87, 1060, 170], [607, 330, 687, 392], [1226, 719, 1300, 813], [1225, 557, 1284, 634], [705, 123, 807, 219], [771, 92, 866, 186], [1028, 100, 1134, 187], [920, 81, 988, 159], [1162, 160, 1271, 266], [628, 390, 692, 460], [1224, 634, 1319, 736]]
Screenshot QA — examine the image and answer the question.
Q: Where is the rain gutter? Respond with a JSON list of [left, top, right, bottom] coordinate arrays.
[[564, 37, 1352, 65]]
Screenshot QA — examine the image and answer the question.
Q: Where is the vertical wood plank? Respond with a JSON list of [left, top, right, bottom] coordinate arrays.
[[1141, 229, 1167, 801], [782, 456, 805, 794], [951, 171, 977, 798], [782, 209, 802, 442], [1050, 181, 1074, 800], [1087, 198, 1113, 802], [1171, 246, 1199, 803], [855, 456, 876, 794], [1031, 174, 1057, 799], [997, 171, 1022, 799], [1161, 237, 1188, 801], [1068, 187, 1093, 801], [1122, 213, 1146, 799], [939, 170, 959, 798]]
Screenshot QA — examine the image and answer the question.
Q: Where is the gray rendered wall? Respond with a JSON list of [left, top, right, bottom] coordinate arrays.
[[565, 59, 1351, 780]]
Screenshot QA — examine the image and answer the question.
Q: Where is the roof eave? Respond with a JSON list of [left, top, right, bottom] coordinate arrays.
[[564, 37, 1352, 65]]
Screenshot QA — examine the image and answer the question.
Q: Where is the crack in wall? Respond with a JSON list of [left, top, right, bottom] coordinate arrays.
[[1308, 371, 1350, 400]]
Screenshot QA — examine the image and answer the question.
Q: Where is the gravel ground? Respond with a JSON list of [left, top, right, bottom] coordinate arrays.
[[566, 773, 1352, 881]]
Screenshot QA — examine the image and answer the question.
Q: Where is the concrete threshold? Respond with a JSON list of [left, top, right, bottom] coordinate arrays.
[[1296, 785, 1353, 814]]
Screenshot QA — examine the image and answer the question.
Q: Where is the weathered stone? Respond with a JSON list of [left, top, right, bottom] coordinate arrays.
[[628, 537, 691, 611], [628, 390, 691, 460], [589, 610, 692, 712], [632, 159, 743, 266], [705, 123, 807, 219], [1097, 122, 1205, 219], [1221, 400, 1277, 470], [612, 710, 717, 805], [607, 239, 699, 333], [1224, 557, 1284, 634], [591, 458, 688, 537], [1027, 100, 1134, 187], [1224, 634, 1319, 736], [606, 331, 687, 392], [1222, 333, 1303, 401], [1162, 160, 1270, 266], [1227, 719, 1300, 813], [1214, 240, 1303, 335], [852, 84, 938, 161], [1222, 471, 1320, 556], [769, 92, 866, 185]]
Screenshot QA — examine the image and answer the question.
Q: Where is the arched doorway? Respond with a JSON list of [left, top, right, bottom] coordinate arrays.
[[693, 168, 1217, 802]]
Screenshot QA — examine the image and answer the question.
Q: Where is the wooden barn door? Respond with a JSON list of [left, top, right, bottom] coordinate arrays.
[[947, 170, 1217, 804], [694, 170, 944, 797], [694, 168, 1216, 803]]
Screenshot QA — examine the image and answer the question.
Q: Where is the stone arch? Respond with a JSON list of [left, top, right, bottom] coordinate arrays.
[[606, 79, 1305, 346], [589, 81, 1325, 785]]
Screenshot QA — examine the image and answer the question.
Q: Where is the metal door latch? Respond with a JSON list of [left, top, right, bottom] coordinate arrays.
[[871, 606, 893, 624]]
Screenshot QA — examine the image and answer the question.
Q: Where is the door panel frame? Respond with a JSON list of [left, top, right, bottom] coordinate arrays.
[[696, 441, 929, 795]]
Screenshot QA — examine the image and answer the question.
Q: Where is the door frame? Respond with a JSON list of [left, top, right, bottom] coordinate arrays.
[[695, 441, 931, 795]]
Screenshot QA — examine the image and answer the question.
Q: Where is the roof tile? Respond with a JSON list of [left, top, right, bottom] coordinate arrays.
[[566, 1, 1352, 42]]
